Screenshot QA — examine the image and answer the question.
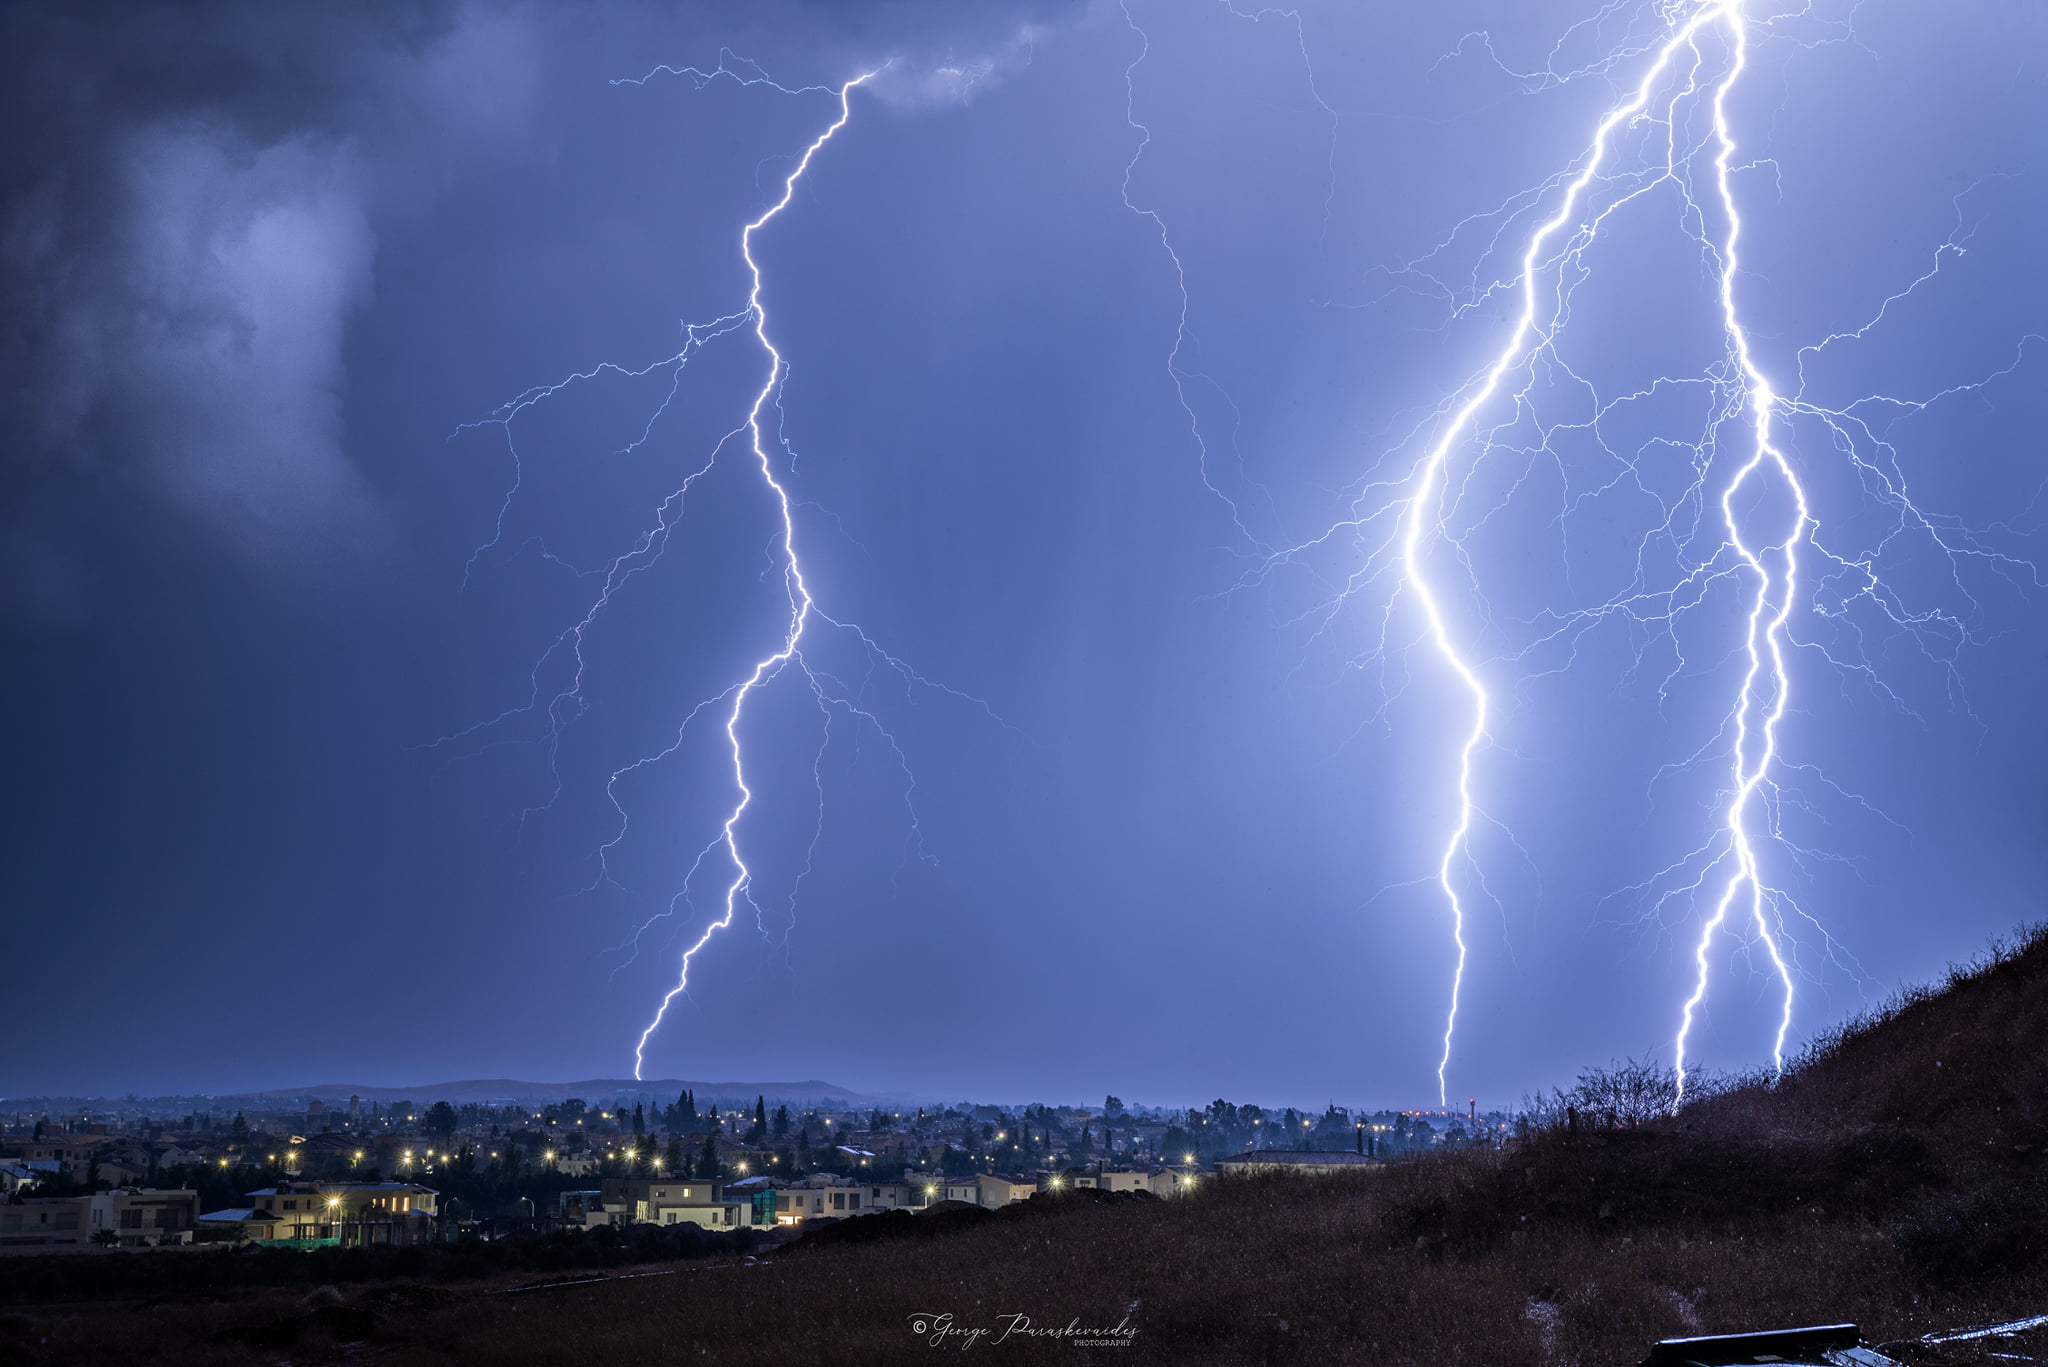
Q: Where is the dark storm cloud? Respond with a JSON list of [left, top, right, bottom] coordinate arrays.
[[0, 0, 1074, 620], [0, 1, 487, 616]]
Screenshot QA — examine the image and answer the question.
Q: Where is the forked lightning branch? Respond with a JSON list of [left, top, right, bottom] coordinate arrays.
[[1337, 0, 2034, 1104]]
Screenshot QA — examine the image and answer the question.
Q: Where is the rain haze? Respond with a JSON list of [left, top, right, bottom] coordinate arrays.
[[3, 0, 2043, 1112]]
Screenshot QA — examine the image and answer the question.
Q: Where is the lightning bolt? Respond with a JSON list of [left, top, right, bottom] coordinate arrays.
[[1392, 5, 1750, 1107], [627, 66, 883, 1081], [1671, 2, 1800, 1102], [439, 56, 1013, 1082], [1400, 1, 1803, 1105], [439, 11, 2039, 1104], [1118, 0, 1338, 550], [1213, 0, 2038, 1104]]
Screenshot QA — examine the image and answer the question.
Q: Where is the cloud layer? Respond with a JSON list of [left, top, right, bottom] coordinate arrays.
[[0, 0, 1079, 619], [0, 2, 558, 615]]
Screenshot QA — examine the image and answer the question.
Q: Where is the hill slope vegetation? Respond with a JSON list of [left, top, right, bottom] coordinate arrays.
[[19, 926, 2048, 1365]]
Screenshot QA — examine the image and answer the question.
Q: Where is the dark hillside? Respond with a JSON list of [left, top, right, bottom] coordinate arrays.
[[1708, 925, 2048, 1141], [19, 927, 2048, 1365], [1400, 924, 2048, 1286]]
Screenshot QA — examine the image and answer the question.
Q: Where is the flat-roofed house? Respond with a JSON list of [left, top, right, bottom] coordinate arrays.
[[0, 1188, 200, 1253]]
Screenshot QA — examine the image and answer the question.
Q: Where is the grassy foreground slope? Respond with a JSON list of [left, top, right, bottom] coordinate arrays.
[[26, 928, 2048, 1365]]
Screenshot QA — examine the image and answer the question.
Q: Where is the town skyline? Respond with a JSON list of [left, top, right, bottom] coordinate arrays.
[[0, 1075, 1514, 1124]]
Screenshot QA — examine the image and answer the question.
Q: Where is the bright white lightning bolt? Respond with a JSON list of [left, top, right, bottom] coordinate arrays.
[[1399, 1, 1805, 1106], [1396, 4, 1740, 1107], [625, 67, 885, 1080], [1168, 0, 2042, 1108], [438, 56, 1013, 1081], [1672, 3, 1801, 1102], [1372, 0, 2041, 1106]]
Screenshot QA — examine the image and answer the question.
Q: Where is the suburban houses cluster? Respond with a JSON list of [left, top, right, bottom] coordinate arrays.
[[2, 1086, 1507, 1255]]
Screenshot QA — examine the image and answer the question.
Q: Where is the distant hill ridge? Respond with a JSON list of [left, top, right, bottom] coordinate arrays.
[[243, 1078, 894, 1108]]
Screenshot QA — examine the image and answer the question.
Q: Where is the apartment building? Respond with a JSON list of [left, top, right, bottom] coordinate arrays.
[[0, 1188, 199, 1253], [601, 1177, 753, 1229]]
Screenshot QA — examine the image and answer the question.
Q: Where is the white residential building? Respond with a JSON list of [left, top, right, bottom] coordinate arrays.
[[0, 1188, 200, 1254]]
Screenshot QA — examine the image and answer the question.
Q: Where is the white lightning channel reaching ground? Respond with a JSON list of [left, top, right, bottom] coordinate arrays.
[[627, 68, 882, 1080], [439, 58, 1007, 1082], [1226, 0, 2039, 1104], [1392, 4, 1743, 1106], [1674, 3, 1801, 1102]]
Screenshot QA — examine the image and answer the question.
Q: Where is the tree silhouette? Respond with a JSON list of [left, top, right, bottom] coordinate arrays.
[[425, 1102, 458, 1139]]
